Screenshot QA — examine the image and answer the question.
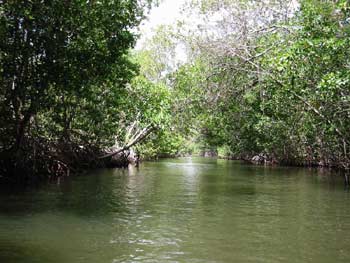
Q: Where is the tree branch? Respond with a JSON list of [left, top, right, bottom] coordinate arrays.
[[98, 125, 154, 159]]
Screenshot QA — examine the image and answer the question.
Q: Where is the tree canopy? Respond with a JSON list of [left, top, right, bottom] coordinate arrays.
[[1, 0, 349, 183], [136, 0, 350, 169]]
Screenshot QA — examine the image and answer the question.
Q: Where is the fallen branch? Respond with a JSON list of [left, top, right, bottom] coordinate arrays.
[[98, 125, 154, 159]]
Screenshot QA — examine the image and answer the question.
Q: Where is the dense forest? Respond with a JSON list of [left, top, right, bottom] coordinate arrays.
[[0, 0, 349, 183]]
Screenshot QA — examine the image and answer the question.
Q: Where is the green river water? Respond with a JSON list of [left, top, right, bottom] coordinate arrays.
[[1, 157, 350, 263]]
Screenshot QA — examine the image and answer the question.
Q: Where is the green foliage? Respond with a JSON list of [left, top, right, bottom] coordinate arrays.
[[137, 130, 192, 159], [256, 0, 350, 165], [2, 0, 350, 180], [0, 0, 154, 179], [167, 0, 350, 168], [125, 75, 172, 129]]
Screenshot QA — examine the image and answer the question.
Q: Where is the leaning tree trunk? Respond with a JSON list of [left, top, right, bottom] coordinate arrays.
[[99, 124, 154, 168]]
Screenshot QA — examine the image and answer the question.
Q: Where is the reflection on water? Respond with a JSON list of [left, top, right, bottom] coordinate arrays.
[[1, 158, 350, 263]]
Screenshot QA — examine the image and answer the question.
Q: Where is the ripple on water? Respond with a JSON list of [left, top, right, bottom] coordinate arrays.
[[1, 158, 350, 263]]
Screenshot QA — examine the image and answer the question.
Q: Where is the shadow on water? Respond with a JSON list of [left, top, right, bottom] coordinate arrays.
[[0, 239, 64, 263], [0, 168, 133, 218]]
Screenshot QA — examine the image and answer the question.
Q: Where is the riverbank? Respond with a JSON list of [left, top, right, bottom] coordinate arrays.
[[0, 137, 135, 185], [217, 153, 350, 176], [2, 141, 349, 186]]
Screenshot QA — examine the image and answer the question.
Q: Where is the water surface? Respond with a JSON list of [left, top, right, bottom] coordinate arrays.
[[1, 158, 350, 263]]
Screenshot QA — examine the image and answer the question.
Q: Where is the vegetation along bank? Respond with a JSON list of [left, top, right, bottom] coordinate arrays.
[[1, 0, 350, 184]]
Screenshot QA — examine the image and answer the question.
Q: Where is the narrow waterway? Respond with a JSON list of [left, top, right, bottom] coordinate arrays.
[[1, 158, 350, 263]]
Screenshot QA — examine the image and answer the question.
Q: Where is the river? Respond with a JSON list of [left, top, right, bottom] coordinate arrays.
[[1, 157, 350, 263]]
